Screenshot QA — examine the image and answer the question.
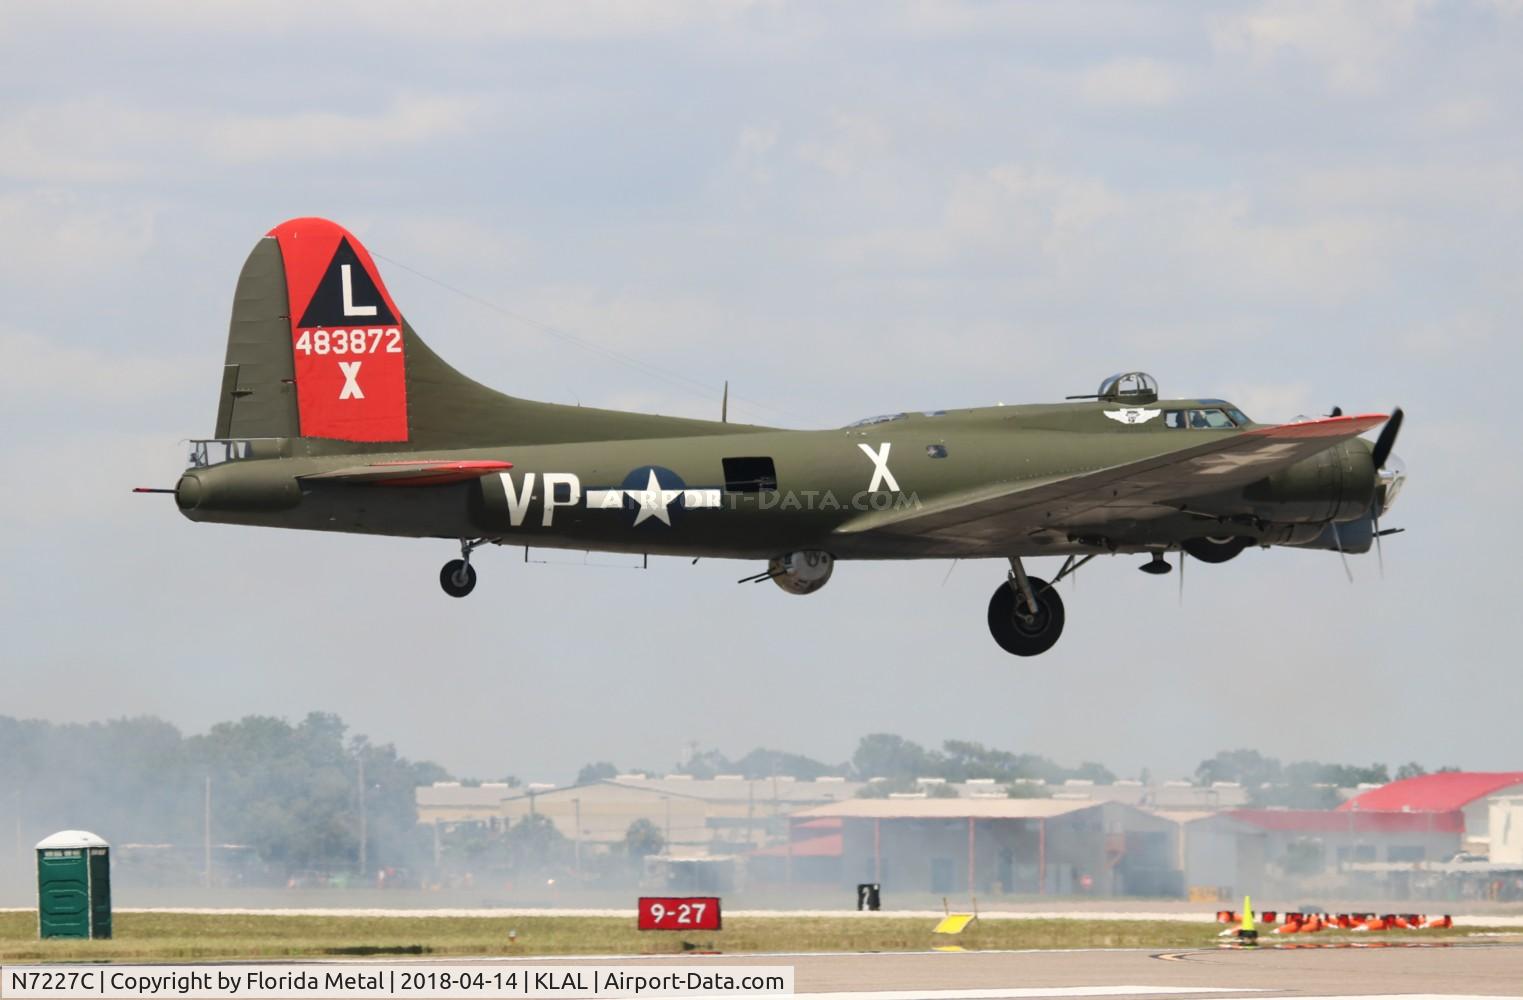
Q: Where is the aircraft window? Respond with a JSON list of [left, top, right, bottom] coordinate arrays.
[[188, 439, 256, 467], [846, 413, 907, 428], [1098, 371, 1159, 401], [1164, 411, 1185, 429], [926, 444, 948, 458], [1190, 408, 1235, 429], [1226, 408, 1250, 426], [722, 456, 778, 492]]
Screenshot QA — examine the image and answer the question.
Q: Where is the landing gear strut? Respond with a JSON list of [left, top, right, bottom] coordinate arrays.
[[440, 538, 492, 598], [987, 557, 1066, 656]]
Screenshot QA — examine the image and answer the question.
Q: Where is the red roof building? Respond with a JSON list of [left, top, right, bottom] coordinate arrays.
[[1338, 772, 1523, 812], [1338, 772, 1523, 852]]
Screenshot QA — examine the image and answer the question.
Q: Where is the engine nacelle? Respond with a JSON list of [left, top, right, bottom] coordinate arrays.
[[770, 550, 834, 595], [1242, 439, 1377, 524]]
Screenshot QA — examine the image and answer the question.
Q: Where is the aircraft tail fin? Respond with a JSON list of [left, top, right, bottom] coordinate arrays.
[[218, 217, 443, 447], [216, 217, 753, 452]]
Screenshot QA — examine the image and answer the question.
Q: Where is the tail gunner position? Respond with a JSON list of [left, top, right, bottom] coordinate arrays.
[[153, 218, 1407, 656]]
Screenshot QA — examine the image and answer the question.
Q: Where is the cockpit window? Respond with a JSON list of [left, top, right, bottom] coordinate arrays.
[[1164, 408, 1241, 430], [846, 413, 908, 428]]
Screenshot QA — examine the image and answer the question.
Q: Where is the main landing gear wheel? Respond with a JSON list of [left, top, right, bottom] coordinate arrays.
[[440, 559, 477, 598], [987, 576, 1065, 656], [1182, 535, 1249, 564]]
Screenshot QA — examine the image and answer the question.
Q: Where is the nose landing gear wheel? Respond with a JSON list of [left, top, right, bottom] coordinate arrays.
[[988, 576, 1065, 656], [440, 559, 477, 598]]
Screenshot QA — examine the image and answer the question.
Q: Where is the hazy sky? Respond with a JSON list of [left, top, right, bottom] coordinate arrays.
[[1, 1, 1518, 785]]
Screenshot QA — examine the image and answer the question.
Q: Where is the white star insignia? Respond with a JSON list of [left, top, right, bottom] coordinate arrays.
[[627, 469, 683, 526]]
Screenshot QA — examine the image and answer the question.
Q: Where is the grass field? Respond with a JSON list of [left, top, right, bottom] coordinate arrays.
[[0, 912, 1509, 963]]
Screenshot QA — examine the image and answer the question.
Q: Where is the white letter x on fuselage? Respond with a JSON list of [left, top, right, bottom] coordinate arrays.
[[857, 442, 900, 492]]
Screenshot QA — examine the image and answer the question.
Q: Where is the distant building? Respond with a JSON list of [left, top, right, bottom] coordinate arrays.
[[771, 798, 1182, 897], [415, 782, 517, 827], [1178, 808, 1465, 898], [1338, 772, 1523, 854], [1491, 797, 1523, 865], [417, 776, 863, 855]]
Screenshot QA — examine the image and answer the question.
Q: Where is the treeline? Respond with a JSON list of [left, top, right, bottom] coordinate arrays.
[[3, 711, 1470, 889], [0, 712, 444, 879], [1195, 749, 1457, 808], [582, 736, 1460, 805], [576, 733, 1115, 793]]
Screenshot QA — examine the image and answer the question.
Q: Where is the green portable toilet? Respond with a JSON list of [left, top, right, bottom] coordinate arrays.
[[36, 830, 111, 939]]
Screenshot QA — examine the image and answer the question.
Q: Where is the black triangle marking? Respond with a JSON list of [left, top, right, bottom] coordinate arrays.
[[297, 237, 397, 328]]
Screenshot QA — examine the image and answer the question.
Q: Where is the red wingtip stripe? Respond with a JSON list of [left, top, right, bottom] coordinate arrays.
[[369, 460, 513, 487], [1250, 413, 1389, 439], [368, 460, 512, 471]]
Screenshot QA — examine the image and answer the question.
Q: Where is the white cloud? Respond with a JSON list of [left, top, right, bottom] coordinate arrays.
[[817, 164, 1397, 305], [1214, 0, 1431, 95], [0, 191, 158, 280], [1078, 58, 1184, 108], [203, 95, 481, 165], [797, 113, 893, 178], [0, 98, 164, 183], [0, 327, 194, 407], [1286, 162, 1523, 215], [0, 1, 775, 43], [0, 431, 187, 527], [1218, 381, 1317, 424], [0, 95, 485, 181]]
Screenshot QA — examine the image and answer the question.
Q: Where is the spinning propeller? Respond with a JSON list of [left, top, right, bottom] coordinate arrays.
[[1326, 407, 1406, 581], [1369, 407, 1406, 575]]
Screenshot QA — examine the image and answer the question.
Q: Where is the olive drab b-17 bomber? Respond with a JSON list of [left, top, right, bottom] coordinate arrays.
[[146, 218, 1408, 656]]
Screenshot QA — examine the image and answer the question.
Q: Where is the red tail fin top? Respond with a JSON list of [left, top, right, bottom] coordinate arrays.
[[268, 218, 409, 443]]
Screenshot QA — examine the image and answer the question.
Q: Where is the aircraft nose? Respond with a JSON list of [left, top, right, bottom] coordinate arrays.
[[1377, 452, 1406, 514]]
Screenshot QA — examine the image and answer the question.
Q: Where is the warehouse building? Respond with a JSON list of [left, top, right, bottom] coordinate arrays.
[[1175, 808, 1464, 899], [417, 775, 863, 855], [769, 798, 1182, 896], [1337, 771, 1523, 854]]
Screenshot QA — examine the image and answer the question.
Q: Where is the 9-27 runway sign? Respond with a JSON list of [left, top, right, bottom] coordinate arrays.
[[637, 897, 722, 931]]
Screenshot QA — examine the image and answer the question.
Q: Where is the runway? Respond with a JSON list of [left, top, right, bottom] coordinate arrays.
[[2, 908, 1519, 927], [499, 941, 1523, 998]]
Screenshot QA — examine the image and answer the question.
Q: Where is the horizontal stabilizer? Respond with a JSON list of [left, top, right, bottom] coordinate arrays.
[[299, 459, 512, 487]]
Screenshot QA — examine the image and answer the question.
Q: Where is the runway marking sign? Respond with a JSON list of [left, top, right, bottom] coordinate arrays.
[[637, 896, 722, 931]]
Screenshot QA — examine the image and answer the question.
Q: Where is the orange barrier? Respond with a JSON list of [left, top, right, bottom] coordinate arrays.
[[1225, 909, 1451, 934]]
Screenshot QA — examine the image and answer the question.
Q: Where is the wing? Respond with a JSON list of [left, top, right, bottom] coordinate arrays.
[[835, 413, 1386, 548], [299, 459, 512, 487]]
